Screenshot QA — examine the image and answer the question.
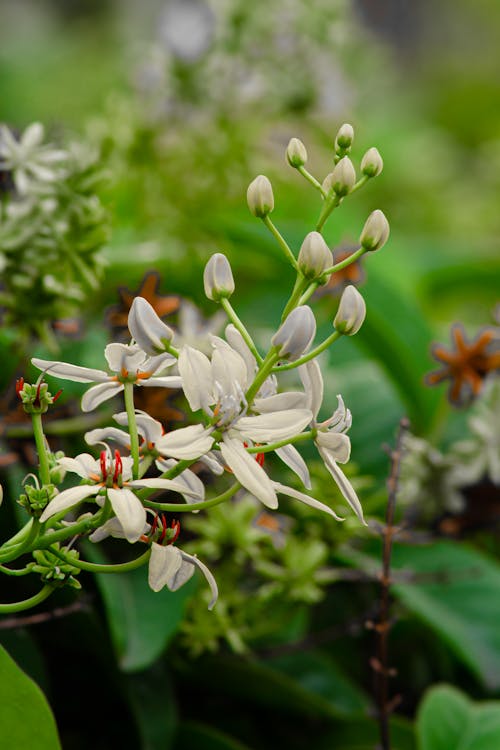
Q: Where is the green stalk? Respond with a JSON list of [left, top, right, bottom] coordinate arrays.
[[0, 585, 54, 614], [281, 275, 310, 321], [51, 546, 151, 574], [297, 166, 327, 197], [262, 215, 298, 269], [272, 330, 341, 371], [245, 349, 280, 404], [31, 413, 51, 486], [0, 520, 40, 563], [246, 431, 315, 454], [123, 382, 140, 480], [316, 194, 341, 232], [221, 298, 263, 364], [144, 482, 241, 513], [322, 246, 366, 277]]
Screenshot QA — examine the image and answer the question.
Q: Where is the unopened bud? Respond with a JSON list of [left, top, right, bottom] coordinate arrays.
[[203, 253, 235, 302], [334, 286, 366, 335], [247, 175, 274, 218], [286, 137, 308, 168], [325, 156, 356, 197], [360, 210, 390, 252], [272, 305, 316, 361], [0, 484, 3, 507], [361, 147, 383, 177], [128, 297, 174, 355], [298, 232, 333, 279], [335, 123, 354, 152]]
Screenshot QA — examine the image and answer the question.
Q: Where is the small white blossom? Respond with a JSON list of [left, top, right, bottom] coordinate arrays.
[[0, 123, 66, 194]]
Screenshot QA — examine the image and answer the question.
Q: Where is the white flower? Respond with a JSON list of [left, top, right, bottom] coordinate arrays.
[[0, 123, 66, 194], [128, 297, 174, 355], [298, 359, 365, 523], [148, 542, 218, 609], [32, 342, 181, 412], [39, 450, 198, 542]]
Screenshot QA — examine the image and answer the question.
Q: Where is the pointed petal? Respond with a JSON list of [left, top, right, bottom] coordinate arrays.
[[275, 444, 312, 489], [319, 448, 366, 524], [89, 516, 149, 543], [39, 485, 100, 522], [180, 550, 219, 609], [114, 411, 163, 445], [315, 432, 351, 463], [21, 122, 44, 149], [167, 556, 196, 591], [220, 436, 278, 509], [224, 324, 257, 381], [156, 424, 214, 460], [299, 359, 323, 420], [143, 352, 177, 375], [128, 477, 199, 499], [211, 342, 248, 395], [272, 481, 344, 521], [85, 427, 130, 448], [58, 453, 100, 479], [235, 409, 312, 443], [81, 382, 123, 412], [31, 357, 109, 383], [253, 391, 309, 413], [140, 376, 182, 388], [148, 543, 183, 592], [128, 297, 174, 355], [178, 346, 213, 412], [104, 343, 145, 373], [107, 487, 146, 543], [198, 450, 225, 476]]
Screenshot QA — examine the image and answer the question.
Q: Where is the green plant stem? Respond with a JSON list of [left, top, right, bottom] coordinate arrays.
[[297, 166, 327, 197], [262, 215, 298, 269], [221, 298, 263, 364], [124, 382, 140, 480], [316, 193, 341, 232], [271, 331, 342, 371], [0, 564, 32, 576], [281, 275, 310, 321], [144, 482, 240, 513], [31, 412, 51, 486], [350, 175, 369, 195], [0, 519, 40, 563], [245, 349, 280, 404], [246, 431, 315, 454], [51, 546, 151, 574], [26, 510, 105, 552], [0, 585, 54, 614], [322, 246, 366, 277]]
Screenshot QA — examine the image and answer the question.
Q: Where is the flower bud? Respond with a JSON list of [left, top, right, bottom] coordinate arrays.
[[335, 123, 354, 151], [271, 305, 316, 361], [286, 137, 308, 168], [325, 156, 356, 197], [334, 286, 366, 335], [361, 147, 383, 177], [359, 210, 390, 252], [298, 232, 333, 279], [203, 252, 235, 301], [247, 175, 274, 218], [128, 297, 174, 355]]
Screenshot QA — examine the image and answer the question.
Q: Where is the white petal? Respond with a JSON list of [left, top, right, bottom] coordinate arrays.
[[155, 460, 205, 502], [298, 359, 323, 421], [39, 485, 100, 522], [21, 122, 44, 149], [319, 449, 366, 524], [128, 477, 198, 499], [178, 346, 213, 412], [128, 297, 174, 355], [253, 391, 309, 414], [315, 432, 351, 463], [89, 516, 149, 543], [120, 411, 163, 445], [143, 352, 177, 375], [272, 481, 344, 521], [198, 450, 225, 476], [31, 357, 109, 383], [180, 550, 219, 609], [85, 427, 130, 448], [275, 445, 312, 489], [140, 376, 182, 388], [220, 436, 278, 509], [81, 382, 123, 412], [235, 409, 312, 443], [224, 324, 256, 381], [211, 341, 248, 395], [107, 487, 146, 543], [104, 343, 145, 373], [58, 453, 100, 479], [148, 544, 183, 592], [167, 556, 196, 591], [156, 424, 214, 460]]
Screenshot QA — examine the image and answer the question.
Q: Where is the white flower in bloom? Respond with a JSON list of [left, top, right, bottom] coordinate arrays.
[[299, 359, 365, 523], [148, 542, 218, 609], [32, 342, 181, 412], [0, 122, 66, 194], [39, 450, 198, 542]]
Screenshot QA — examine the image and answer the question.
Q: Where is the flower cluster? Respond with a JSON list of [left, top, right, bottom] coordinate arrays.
[[0, 124, 388, 616]]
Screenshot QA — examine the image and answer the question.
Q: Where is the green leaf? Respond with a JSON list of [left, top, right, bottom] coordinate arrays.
[[175, 722, 252, 750], [417, 684, 500, 750], [126, 662, 177, 750], [316, 715, 416, 750], [0, 644, 61, 750], [266, 649, 370, 718], [86, 544, 197, 672]]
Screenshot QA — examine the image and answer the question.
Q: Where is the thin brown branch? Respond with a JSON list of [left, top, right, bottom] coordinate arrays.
[[0, 596, 91, 629]]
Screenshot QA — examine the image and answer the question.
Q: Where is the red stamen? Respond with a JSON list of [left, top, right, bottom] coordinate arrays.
[[151, 513, 159, 536], [100, 451, 108, 480], [170, 519, 181, 544], [113, 450, 123, 483], [256, 452, 265, 467], [15, 378, 24, 398], [33, 380, 43, 408], [53, 389, 63, 402], [158, 513, 168, 544]]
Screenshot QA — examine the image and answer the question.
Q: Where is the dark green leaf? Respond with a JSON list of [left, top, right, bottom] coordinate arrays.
[[126, 662, 177, 750], [175, 721, 252, 750]]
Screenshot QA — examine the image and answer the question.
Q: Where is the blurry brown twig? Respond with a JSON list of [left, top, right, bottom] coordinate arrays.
[[0, 596, 91, 630]]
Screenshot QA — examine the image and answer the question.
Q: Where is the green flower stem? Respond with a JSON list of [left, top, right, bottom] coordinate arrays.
[[281, 275, 310, 321], [271, 330, 342, 372], [221, 298, 263, 364], [350, 175, 369, 195], [0, 584, 54, 614], [298, 281, 321, 307], [322, 246, 366, 277], [51, 546, 151, 574], [1, 519, 34, 549], [136, 458, 198, 502], [138, 454, 154, 479], [123, 382, 140, 480], [297, 166, 327, 197], [26, 510, 105, 552], [245, 349, 280, 405], [0, 519, 40, 563], [165, 341, 180, 358], [31, 412, 51, 486], [247, 430, 315, 454], [144, 482, 241, 513], [316, 193, 341, 232], [262, 215, 298, 270], [0, 564, 32, 576]]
